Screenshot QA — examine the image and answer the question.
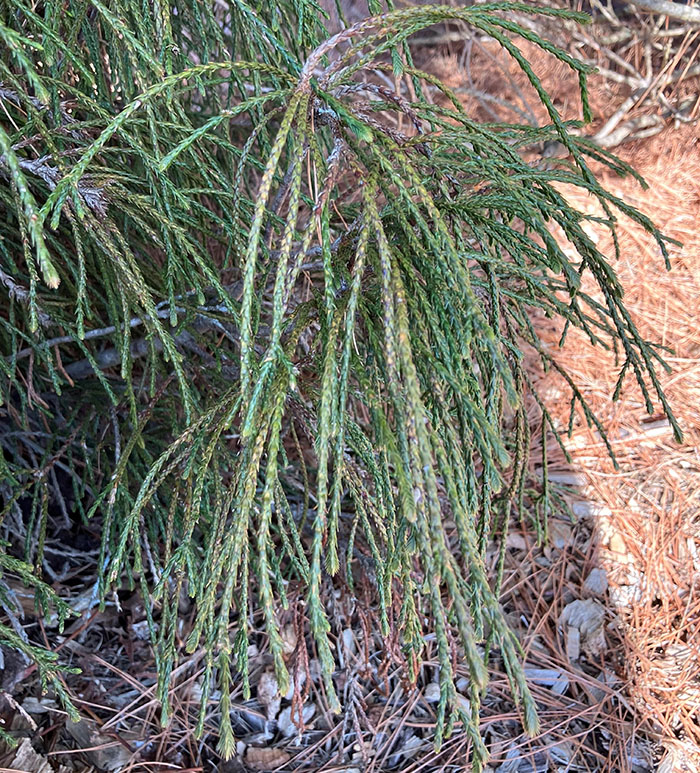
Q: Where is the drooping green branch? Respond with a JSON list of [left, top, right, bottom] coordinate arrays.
[[0, 1, 680, 768]]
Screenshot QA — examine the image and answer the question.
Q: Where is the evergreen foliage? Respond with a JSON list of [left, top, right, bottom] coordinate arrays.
[[0, 0, 679, 765]]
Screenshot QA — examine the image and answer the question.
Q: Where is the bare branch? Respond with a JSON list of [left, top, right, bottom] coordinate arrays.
[[624, 0, 700, 24]]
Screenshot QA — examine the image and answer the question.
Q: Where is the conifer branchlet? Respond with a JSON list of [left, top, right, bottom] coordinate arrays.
[[0, 1, 679, 765]]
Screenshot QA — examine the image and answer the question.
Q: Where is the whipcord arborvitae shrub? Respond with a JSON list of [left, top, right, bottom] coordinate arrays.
[[0, 0, 681, 765]]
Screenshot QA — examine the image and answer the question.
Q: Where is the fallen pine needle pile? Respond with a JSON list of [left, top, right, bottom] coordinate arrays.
[[534, 123, 700, 772]]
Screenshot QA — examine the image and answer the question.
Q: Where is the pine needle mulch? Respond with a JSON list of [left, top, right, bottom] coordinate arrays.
[[432, 24, 700, 772], [532, 123, 700, 773], [483, 124, 699, 773]]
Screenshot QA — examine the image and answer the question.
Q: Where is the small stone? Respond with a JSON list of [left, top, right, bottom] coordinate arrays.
[[189, 681, 203, 703], [257, 670, 281, 721], [546, 471, 587, 486], [608, 533, 627, 555], [341, 627, 356, 656], [609, 584, 643, 606], [245, 747, 290, 770], [283, 667, 307, 701], [588, 668, 619, 703], [280, 624, 297, 656], [523, 667, 569, 695], [559, 599, 607, 659], [506, 532, 528, 551], [583, 568, 608, 597], [131, 620, 150, 640], [308, 658, 322, 682], [20, 697, 58, 715], [401, 734, 424, 759], [277, 703, 316, 737], [565, 626, 581, 662], [9, 738, 51, 773], [423, 682, 440, 703], [388, 733, 424, 766], [549, 518, 573, 550], [572, 502, 613, 518]]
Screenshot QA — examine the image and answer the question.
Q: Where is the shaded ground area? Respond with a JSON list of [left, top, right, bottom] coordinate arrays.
[[2, 6, 699, 773]]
